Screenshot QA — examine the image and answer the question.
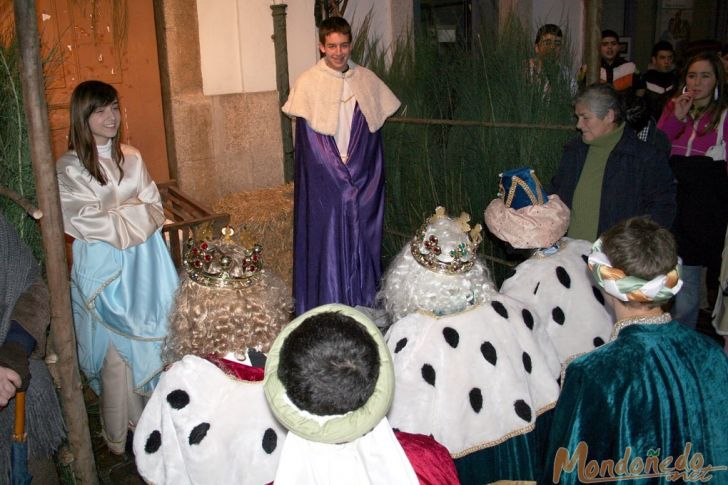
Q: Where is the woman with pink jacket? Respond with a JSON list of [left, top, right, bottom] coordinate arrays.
[[657, 51, 728, 328]]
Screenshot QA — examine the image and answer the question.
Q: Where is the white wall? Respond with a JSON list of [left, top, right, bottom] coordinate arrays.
[[196, 0, 317, 95], [345, 0, 394, 53], [195, 0, 415, 94], [280, 0, 318, 90]]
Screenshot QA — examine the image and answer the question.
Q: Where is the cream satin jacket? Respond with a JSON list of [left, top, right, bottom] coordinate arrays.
[[56, 144, 165, 250]]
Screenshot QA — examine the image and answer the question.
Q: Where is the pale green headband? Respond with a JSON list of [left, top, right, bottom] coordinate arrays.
[[588, 238, 683, 303], [263, 304, 395, 444]]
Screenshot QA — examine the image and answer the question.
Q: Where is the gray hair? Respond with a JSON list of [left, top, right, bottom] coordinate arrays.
[[574, 83, 624, 123]]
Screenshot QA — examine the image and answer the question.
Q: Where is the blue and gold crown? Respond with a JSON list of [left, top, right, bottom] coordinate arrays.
[[183, 226, 263, 289]]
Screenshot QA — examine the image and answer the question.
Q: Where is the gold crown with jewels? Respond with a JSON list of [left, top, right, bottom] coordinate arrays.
[[183, 226, 263, 289], [410, 207, 483, 274]]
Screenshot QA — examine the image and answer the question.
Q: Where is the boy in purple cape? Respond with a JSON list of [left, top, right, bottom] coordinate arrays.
[[283, 17, 400, 315]]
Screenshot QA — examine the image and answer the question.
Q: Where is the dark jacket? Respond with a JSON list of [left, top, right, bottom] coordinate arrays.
[[550, 127, 676, 238]]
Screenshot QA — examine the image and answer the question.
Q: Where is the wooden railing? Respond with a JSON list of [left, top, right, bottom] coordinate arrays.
[[158, 180, 230, 268]]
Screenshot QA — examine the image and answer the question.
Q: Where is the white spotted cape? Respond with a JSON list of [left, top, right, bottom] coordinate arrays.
[[500, 238, 614, 363], [385, 295, 560, 456], [133, 355, 285, 485]]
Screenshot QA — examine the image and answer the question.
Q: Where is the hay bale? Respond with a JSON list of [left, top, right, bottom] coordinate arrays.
[[214, 183, 294, 288]]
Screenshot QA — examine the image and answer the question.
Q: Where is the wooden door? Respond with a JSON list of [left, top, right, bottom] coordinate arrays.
[[36, 0, 170, 181]]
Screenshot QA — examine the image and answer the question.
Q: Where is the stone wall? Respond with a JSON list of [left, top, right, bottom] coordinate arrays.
[[154, 0, 284, 206]]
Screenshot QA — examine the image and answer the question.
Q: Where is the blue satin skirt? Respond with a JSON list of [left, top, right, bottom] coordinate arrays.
[[70, 231, 178, 395]]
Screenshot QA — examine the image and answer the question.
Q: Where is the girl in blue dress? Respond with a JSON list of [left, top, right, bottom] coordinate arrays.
[[56, 80, 178, 454]]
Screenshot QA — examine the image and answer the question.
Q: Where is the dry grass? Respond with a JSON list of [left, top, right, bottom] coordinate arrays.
[[213, 183, 294, 288]]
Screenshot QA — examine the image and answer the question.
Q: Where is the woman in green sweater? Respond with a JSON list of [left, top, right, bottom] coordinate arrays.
[[550, 83, 676, 241]]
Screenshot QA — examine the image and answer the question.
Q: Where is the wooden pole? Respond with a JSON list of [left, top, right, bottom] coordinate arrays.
[[271, 4, 294, 183], [584, 0, 602, 85], [12, 1, 98, 483]]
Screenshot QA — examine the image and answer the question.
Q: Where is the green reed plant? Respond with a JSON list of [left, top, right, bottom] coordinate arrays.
[[354, 13, 577, 282], [0, 32, 43, 264]]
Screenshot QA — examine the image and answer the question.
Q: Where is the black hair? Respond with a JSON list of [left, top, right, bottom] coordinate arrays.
[[621, 90, 651, 133], [652, 40, 674, 58], [535, 24, 562, 45], [277, 311, 380, 416], [601, 29, 620, 41]]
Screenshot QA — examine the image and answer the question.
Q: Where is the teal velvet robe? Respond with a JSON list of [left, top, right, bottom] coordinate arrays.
[[543, 320, 728, 484]]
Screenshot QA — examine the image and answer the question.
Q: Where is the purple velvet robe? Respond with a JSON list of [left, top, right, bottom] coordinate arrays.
[[293, 105, 384, 315]]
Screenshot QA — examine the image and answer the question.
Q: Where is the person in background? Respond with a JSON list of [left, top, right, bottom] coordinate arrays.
[[542, 217, 728, 484], [623, 90, 670, 154], [263, 304, 459, 485], [0, 213, 65, 482], [551, 83, 676, 242], [639, 40, 679, 121], [56, 80, 179, 454], [528, 24, 576, 95], [657, 51, 728, 328], [600, 30, 639, 92], [533, 24, 562, 59], [283, 17, 400, 315]]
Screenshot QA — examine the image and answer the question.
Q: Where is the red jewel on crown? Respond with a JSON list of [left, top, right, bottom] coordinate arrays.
[[183, 231, 264, 289], [409, 207, 482, 275]]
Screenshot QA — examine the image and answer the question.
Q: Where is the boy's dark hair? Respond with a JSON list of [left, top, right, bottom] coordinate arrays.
[[651, 40, 674, 58], [318, 16, 352, 44], [535, 24, 562, 45], [277, 311, 380, 416], [601, 29, 620, 41], [621, 90, 650, 133], [601, 217, 677, 282]]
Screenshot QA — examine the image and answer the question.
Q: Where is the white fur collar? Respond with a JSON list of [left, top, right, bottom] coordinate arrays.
[[283, 58, 400, 136]]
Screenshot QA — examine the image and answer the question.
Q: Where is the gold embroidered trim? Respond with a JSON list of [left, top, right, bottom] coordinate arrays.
[[450, 402, 556, 458], [414, 301, 487, 319], [610, 312, 671, 340], [488, 481, 537, 485], [503, 171, 546, 208], [560, 351, 589, 388]]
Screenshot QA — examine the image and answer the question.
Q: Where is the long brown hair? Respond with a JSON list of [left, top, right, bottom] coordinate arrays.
[[68, 80, 124, 185], [679, 52, 728, 133]]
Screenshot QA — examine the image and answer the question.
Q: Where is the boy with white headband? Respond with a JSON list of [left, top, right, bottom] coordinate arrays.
[[542, 217, 728, 484]]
